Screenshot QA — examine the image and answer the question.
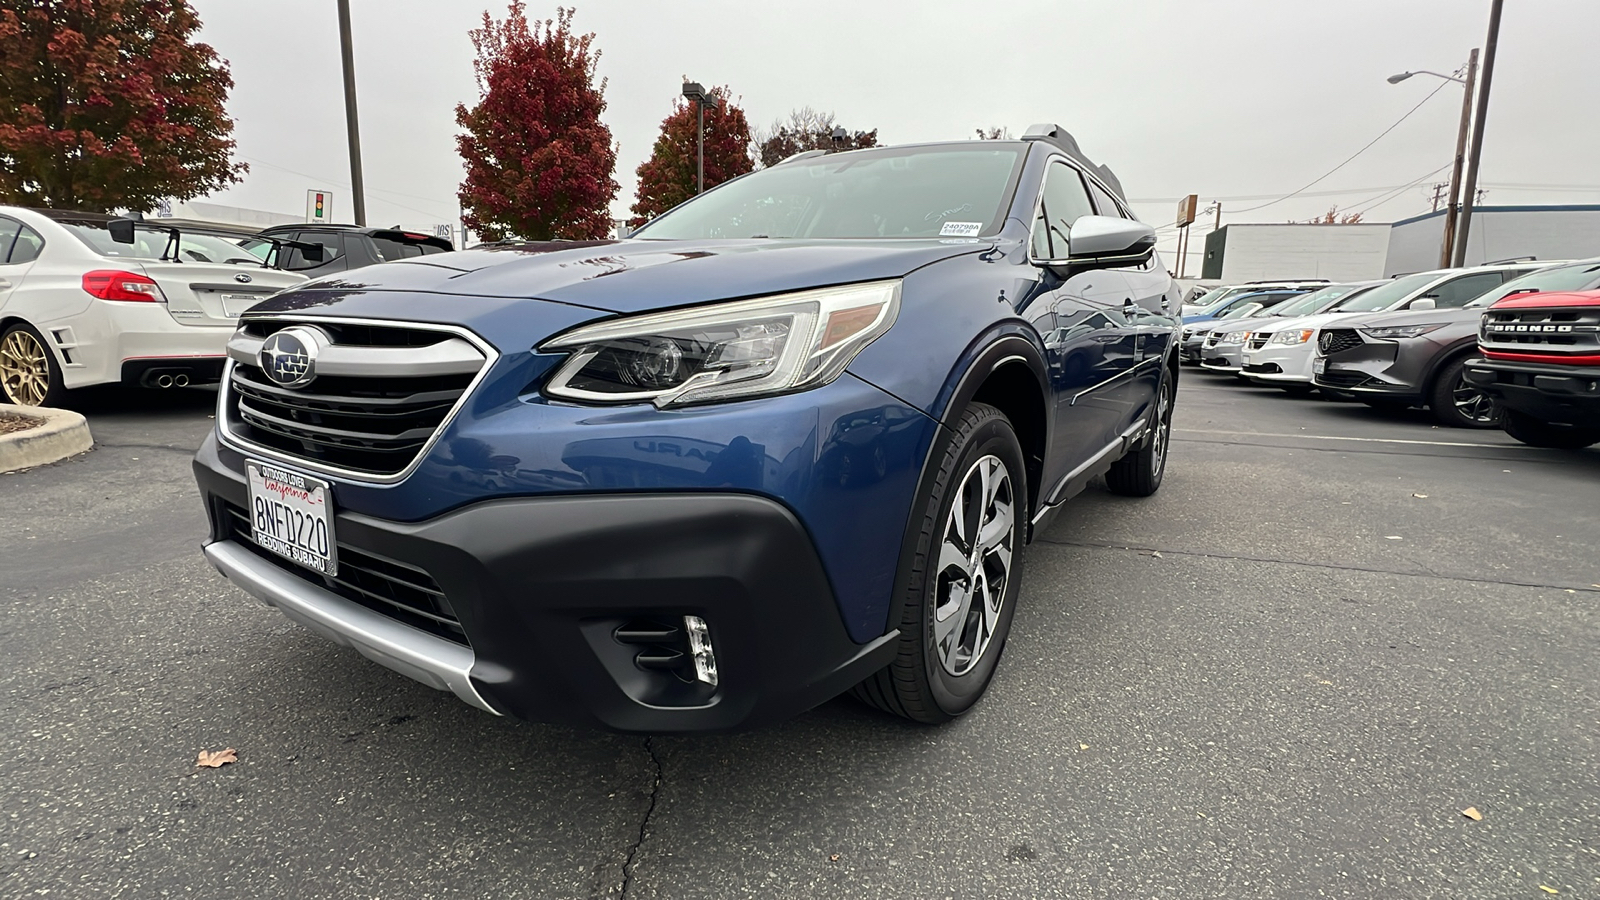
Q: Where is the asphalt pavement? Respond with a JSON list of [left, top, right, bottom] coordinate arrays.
[[3, 374, 1597, 899]]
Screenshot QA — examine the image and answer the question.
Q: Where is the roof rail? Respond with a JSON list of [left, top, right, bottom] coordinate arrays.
[[1243, 278, 1329, 284], [776, 149, 829, 166], [1483, 256, 1537, 264], [1020, 123, 1126, 202]]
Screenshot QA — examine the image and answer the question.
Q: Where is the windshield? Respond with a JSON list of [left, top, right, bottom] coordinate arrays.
[[1466, 262, 1600, 307], [633, 145, 1025, 240], [1220, 302, 1265, 319], [1335, 272, 1439, 313], [60, 222, 262, 265], [1187, 286, 1229, 307], [1272, 283, 1364, 317]]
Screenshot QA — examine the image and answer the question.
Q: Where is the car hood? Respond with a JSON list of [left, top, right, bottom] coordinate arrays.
[[1331, 305, 1484, 330], [276, 237, 995, 316]]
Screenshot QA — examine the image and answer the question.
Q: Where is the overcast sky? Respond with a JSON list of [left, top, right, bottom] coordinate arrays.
[[188, 0, 1600, 263]]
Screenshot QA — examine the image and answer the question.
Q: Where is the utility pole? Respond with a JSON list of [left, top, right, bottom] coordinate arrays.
[[1429, 182, 1447, 212], [1440, 48, 1479, 268], [337, 0, 367, 226], [1454, 0, 1503, 267], [1212, 202, 1222, 231]]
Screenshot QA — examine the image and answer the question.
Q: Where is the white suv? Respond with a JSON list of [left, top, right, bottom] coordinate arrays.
[[0, 207, 307, 406]]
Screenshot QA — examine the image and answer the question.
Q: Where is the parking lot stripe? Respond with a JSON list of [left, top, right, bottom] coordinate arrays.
[[1174, 429, 1538, 450]]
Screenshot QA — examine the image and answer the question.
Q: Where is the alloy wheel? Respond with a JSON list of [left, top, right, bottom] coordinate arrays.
[[1151, 382, 1173, 478], [0, 330, 50, 406], [1451, 374, 1498, 424], [932, 454, 1015, 676]]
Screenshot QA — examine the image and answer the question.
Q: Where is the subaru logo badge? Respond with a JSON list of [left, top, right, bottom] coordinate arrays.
[[234, 272, 253, 284], [258, 326, 324, 388]]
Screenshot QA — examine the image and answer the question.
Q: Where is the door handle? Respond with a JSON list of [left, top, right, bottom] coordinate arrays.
[[0, 278, 11, 289]]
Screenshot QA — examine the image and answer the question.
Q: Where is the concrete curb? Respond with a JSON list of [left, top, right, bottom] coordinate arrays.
[[0, 406, 94, 473]]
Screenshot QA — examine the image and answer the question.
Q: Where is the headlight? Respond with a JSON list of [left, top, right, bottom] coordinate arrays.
[[539, 280, 901, 408], [1220, 330, 1249, 345], [1270, 329, 1315, 345], [1360, 323, 1446, 340]]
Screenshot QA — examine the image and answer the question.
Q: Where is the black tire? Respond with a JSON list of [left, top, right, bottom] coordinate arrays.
[[0, 322, 66, 407], [1428, 356, 1500, 428], [1501, 408, 1600, 449], [851, 402, 1027, 723], [1106, 375, 1173, 497]]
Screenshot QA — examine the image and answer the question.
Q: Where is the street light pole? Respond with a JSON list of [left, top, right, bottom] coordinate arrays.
[[682, 82, 709, 194], [1455, 0, 1505, 267], [1388, 53, 1477, 268], [1440, 49, 1479, 268], [336, 0, 366, 225]]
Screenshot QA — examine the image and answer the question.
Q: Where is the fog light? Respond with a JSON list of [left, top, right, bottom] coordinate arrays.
[[683, 615, 718, 686]]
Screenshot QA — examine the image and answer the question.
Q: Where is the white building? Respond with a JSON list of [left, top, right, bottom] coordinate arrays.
[[1200, 224, 1392, 281], [1384, 205, 1600, 275]]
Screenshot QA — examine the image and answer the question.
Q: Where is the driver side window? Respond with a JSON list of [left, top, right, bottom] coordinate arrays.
[[1031, 163, 1095, 260]]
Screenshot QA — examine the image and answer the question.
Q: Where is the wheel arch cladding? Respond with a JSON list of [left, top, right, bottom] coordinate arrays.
[[969, 360, 1046, 524]]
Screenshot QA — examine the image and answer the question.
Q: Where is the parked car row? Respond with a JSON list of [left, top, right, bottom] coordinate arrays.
[[1186, 259, 1600, 446], [0, 206, 452, 406]]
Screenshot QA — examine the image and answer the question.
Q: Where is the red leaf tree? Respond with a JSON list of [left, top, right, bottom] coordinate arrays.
[[455, 3, 617, 242], [0, 0, 246, 212], [629, 86, 753, 228], [754, 107, 878, 169]]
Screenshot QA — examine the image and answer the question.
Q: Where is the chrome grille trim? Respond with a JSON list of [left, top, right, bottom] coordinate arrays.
[[215, 316, 500, 485], [226, 331, 485, 378]]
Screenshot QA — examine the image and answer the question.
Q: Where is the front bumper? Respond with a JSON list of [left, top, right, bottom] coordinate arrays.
[[194, 447, 898, 733], [1464, 357, 1600, 425], [1241, 340, 1316, 383], [1311, 337, 1428, 400], [1200, 342, 1246, 372]]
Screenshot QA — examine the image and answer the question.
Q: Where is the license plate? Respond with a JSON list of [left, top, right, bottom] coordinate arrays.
[[246, 461, 337, 576], [220, 293, 265, 317], [1312, 357, 1327, 374]]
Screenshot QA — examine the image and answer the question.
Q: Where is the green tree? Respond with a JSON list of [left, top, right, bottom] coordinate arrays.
[[455, 4, 618, 241], [0, 0, 246, 211], [630, 86, 752, 228]]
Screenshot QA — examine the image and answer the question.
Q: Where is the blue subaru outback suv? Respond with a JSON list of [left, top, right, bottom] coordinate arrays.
[[192, 124, 1180, 732]]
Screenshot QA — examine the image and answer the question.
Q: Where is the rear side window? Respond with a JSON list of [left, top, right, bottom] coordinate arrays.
[[418, 242, 448, 255], [371, 237, 423, 261], [285, 232, 345, 270], [1429, 272, 1503, 308], [1086, 179, 1125, 218], [1031, 163, 1096, 260], [10, 225, 45, 264], [0, 218, 19, 262]]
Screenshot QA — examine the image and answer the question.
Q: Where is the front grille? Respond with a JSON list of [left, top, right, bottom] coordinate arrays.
[[223, 320, 487, 478], [1319, 328, 1363, 355], [220, 502, 467, 644], [1481, 307, 1600, 354], [1316, 369, 1370, 388], [1248, 334, 1271, 350], [1203, 331, 1224, 348]]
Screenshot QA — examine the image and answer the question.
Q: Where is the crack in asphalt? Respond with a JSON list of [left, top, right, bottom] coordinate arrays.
[[93, 440, 203, 455], [618, 736, 662, 899], [1036, 537, 1600, 595]]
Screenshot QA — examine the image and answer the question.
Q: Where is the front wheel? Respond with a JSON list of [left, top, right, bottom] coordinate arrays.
[[1501, 408, 1600, 449], [1429, 356, 1500, 428], [852, 402, 1026, 723]]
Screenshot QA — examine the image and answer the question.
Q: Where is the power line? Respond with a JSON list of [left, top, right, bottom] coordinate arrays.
[[1223, 79, 1451, 216], [238, 154, 458, 220]]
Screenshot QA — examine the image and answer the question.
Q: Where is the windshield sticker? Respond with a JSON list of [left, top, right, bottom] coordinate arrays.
[[939, 222, 983, 237]]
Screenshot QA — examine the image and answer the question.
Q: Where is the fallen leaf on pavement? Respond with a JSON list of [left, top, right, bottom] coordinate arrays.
[[829, 854, 840, 862], [1079, 743, 1089, 750], [1385, 535, 1404, 540], [1151, 550, 1163, 558], [1539, 886, 1559, 895], [1412, 493, 1428, 499], [1461, 807, 1482, 821], [196, 748, 237, 768]]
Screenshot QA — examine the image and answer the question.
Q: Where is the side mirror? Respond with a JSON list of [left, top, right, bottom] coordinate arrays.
[[1409, 297, 1437, 311], [108, 218, 137, 244], [1042, 215, 1157, 273]]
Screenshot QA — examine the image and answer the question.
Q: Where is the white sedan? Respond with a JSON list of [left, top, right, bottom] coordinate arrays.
[[0, 207, 306, 406]]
